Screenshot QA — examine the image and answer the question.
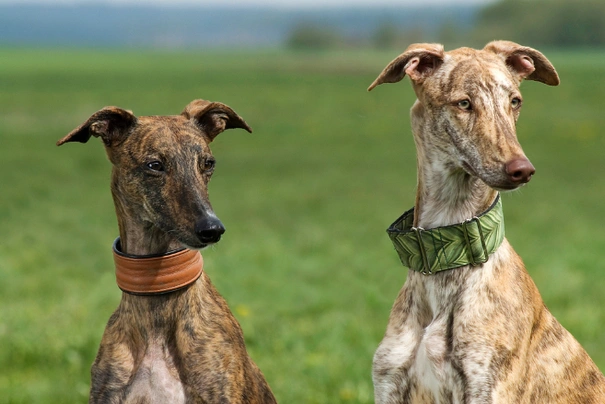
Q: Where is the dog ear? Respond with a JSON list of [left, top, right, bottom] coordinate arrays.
[[368, 43, 445, 91], [57, 107, 137, 147], [483, 41, 560, 86], [181, 99, 252, 142]]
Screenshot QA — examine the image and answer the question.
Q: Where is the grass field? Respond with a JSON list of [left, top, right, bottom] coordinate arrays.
[[0, 47, 604, 403]]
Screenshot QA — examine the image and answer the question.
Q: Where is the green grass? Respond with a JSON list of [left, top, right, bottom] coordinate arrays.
[[0, 47, 604, 403]]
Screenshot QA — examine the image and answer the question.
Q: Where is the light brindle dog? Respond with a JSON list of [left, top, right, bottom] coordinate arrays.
[[57, 100, 276, 403], [368, 41, 605, 403]]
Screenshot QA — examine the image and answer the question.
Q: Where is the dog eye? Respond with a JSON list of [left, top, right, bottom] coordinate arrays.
[[146, 161, 164, 172], [511, 97, 522, 109], [203, 158, 216, 171], [457, 100, 472, 110]]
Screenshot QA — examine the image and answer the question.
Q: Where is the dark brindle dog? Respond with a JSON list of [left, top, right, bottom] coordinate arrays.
[[58, 99, 276, 403]]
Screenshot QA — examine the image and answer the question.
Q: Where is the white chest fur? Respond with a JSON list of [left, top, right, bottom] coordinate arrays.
[[372, 253, 506, 404], [125, 340, 186, 404], [373, 318, 463, 404]]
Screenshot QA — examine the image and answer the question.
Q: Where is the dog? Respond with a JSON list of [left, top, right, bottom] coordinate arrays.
[[368, 41, 605, 403], [57, 99, 277, 403]]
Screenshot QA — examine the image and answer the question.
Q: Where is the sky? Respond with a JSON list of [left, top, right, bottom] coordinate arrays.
[[0, 0, 497, 7]]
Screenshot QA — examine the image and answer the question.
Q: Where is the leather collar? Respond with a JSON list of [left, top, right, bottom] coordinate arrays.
[[113, 238, 203, 295], [387, 194, 505, 275]]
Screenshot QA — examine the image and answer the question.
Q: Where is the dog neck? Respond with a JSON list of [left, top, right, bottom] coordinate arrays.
[[113, 238, 203, 295], [111, 188, 184, 256], [411, 107, 498, 230]]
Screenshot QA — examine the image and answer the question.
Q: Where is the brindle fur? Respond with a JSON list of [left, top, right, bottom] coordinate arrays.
[[369, 41, 605, 403], [58, 99, 276, 403]]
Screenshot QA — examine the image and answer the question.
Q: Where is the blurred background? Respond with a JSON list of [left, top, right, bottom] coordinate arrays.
[[0, 0, 604, 402], [2, 0, 605, 49]]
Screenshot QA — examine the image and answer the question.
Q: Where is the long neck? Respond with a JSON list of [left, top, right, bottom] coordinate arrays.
[[110, 179, 182, 256], [411, 105, 497, 229]]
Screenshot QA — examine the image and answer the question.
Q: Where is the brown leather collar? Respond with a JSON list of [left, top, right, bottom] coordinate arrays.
[[113, 238, 203, 295]]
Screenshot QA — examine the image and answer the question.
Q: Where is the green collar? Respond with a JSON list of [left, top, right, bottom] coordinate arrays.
[[387, 194, 505, 275]]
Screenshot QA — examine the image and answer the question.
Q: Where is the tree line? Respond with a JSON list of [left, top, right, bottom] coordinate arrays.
[[286, 0, 605, 49]]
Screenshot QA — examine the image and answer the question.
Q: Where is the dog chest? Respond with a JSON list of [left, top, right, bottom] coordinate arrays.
[[374, 318, 464, 404], [125, 341, 186, 404]]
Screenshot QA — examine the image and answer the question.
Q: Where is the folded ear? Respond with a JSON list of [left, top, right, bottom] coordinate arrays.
[[483, 41, 560, 86], [368, 43, 445, 91], [181, 99, 252, 142], [56, 107, 137, 147]]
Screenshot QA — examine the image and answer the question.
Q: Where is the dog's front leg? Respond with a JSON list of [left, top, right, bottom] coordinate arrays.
[[89, 340, 135, 404]]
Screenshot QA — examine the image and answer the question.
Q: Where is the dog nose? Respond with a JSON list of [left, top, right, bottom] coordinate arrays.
[[194, 215, 225, 245], [505, 158, 535, 184]]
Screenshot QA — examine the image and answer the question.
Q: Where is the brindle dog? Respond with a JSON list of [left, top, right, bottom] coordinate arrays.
[[58, 100, 276, 403], [368, 41, 605, 403]]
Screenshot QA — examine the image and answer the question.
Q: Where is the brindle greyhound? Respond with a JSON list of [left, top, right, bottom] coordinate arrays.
[[368, 41, 605, 403], [57, 99, 276, 403]]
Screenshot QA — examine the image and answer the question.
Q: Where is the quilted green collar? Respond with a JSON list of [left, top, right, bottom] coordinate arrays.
[[387, 194, 505, 275]]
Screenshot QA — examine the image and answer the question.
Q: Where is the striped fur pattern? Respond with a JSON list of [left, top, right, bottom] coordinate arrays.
[[369, 41, 605, 403], [58, 100, 276, 403]]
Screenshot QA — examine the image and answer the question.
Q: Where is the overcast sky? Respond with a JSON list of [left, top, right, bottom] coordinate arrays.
[[0, 0, 497, 7]]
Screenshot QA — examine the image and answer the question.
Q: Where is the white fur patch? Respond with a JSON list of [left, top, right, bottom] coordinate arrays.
[[126, 341, 186, 403]]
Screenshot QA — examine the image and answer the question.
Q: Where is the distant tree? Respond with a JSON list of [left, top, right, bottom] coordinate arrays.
[[372, 22, 401, 49], [285, 23, 342, 50], [473, 0, 605, 47], [401, 28, 427, 47], [371, 23, 429, 50], [437, 19, 470, 49]]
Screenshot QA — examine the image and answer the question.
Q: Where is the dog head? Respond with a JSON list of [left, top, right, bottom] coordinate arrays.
[[369, 41, 559, 191], [57, 99, 251, 250]]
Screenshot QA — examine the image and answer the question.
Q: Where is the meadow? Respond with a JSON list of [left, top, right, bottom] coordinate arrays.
[[0, 47, 604, 403]]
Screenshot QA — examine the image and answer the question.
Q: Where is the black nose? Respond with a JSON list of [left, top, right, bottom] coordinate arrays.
[[194, 215, 225, 245]]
